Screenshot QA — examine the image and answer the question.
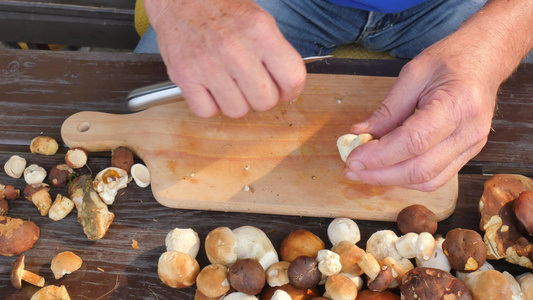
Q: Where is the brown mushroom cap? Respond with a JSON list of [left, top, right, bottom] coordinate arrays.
[[279, 229, 325, 263], [259, 283, 320, 300], [331, 241, 365, 276], [0, 216, 40, 256], [514, 191, 533, 235], [111, 146, 135, 174], [205, 227, 238, 266], [367, 264, 393, 292], [355, 290, 400, 299], [396, 204, 438, 234], [442, 228, 486, 272], [288, 256, 322, 290], [51, 251, 83, 279], [30, 285, 71, 300], [196, 264, 230, 298], [401, 267, 471, 300], [466, 270, 513, 300], [158, 251, 200, 288], [325, 274, 358, 300], [0, 198, 8, 216], [228, 258, 265, 295]]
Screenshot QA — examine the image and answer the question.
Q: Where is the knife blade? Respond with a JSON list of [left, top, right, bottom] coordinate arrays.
[[127, 55, 332, 111]]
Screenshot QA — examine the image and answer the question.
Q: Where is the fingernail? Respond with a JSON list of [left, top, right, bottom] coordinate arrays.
[[349, 161, 365, 171], [345, 171, 361, 181], [351, 121, 369, 133]]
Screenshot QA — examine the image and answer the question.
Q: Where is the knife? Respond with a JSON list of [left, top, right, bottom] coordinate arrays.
[[127, 55, 332, 111]]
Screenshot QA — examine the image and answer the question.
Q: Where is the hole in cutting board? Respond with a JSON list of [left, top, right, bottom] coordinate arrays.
[[77, 122, 91, 133]]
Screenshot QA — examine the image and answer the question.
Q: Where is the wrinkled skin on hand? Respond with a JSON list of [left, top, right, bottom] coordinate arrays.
[[144, 0, 306, 118], [345, 44, 497, 192]]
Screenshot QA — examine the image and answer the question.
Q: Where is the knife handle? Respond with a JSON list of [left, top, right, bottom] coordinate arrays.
[[127, 80, 184, 111]]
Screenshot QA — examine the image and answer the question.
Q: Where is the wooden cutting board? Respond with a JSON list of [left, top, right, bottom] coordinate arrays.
[[61, 74, 458, 221]]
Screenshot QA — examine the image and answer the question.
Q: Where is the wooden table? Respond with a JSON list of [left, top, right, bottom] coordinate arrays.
[[1, 49, 532, 299]]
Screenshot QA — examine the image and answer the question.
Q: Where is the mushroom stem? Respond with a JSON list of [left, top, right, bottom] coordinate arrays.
[[22, 269, 45, 287]]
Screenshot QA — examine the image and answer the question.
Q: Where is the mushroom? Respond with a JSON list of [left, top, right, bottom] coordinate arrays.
[[396, 204, 438, 235], [11, 255, 45, 288], [395, 232, 436, 261], [324, 274, 358, 300], [1, 184, 20, 200], [158, 251, 200, 288], [24, 164, 47, 185], [479, 174, 533, 269], [416, 236, 451, 272], [327, 217, 361, 246], [401, 267, 471, 300], [279, 229, 325, 263], [229, 258, 265, 295], [65, 147, 88, 169], [93, 167, 129, 205], [514, 190, 533, 236], [111, 146, 135, 174], [259, 283, 320, 300], [232, 225, 279, 271], [48, 164, 74, 188], [455, 261, 495, 283], [266, 261, 290, 287], [48, 194, 75, 221], [288, 256, 322, 290], [67, 176, 85, 215], [0, 198, 7, 216], [165, 228, 200, 258], [30, 136, 59, 155], [380, 257, 414, 289], [442, 228, 486, 273], [517, 272, 533, 299], [31, 285, 71, 300], [271, 290, 292, 300], [355, 290, 400, 300], [23, 183, 52, 216], [75, 175, 115, 240], [4, 155, 26, 178], [222, 292, 258, 300], [196, 263, 230, 298], [366, 230, 402, 261], [0, 216, 40, 256], [465, 270, 514, 300], [339, 272, 364, 291], [205, 227, 238, 267], [336, 133, 373, 162], [331, 241, 364, 276], [131, 163, 150, 188], [502, 271, 525, 299], [316, 249, 342, 277], [367, 264, 393, 292], [50, 251, 83, 279]]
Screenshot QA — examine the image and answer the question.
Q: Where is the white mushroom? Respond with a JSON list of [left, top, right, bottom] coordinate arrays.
[[327, 217, 361, 246], [316, 249, 342, 277], [271, 290, 292, 300], [48, 194, 75, 221], [221, 292, 258, 300], [93, 167, 129, 205], [340, 272, 364, 291], [366, 230, 402, 261], [381, 256, 415, 289], [23, 164, 47, 185], [336, 133, 373, 162], [517, 273, 533, 300], [414, 232, 436, 261], [131, 163, 150, 188], [232, 225, 279, 271], [4, 155, 26, 179], [395, 232, 418, 259], [503, 271, 525, 300], [357, 252, 381, 281], [265, 261, 290, 287], [416, 236, 451, 272], [165, 228, 200, 258]]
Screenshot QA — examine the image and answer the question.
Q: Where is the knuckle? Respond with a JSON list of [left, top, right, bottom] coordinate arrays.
[[404, 130, 431, 157], [408, 162, 438, 185]]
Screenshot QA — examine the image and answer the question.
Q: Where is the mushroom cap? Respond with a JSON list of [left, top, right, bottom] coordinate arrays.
[[30, 285, 71, 300], [259, 283, 320, 300], [0, 216, 40, 256], [222, 292, 258, 300], [228, 258, 265, 295], [196, 264, 230, 298], [205, 227, 238, 266], [327, 217, 361, 246], [131, 163, 151, 188], [396, 204, 438, 235], [325, 274, 358, 300], [367, 265, 393, 292], [465, 270, 513, 299], [232, 226, 279, 271], [11, 254, 26, 288], [331, 241, 365, 276], [442, 228, 486, 272], [355, 289, 400, 299], [279, 229, 325, 263], [158, 251, 200, 288], [288, 256, 322, 290], [366, 230, 402, 262], [514, 191, 533, 235], [401, 267, 471, 300], [165, 228, 200, 258], [51, 251, 83, 279]]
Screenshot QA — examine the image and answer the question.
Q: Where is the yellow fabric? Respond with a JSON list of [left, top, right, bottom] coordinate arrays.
[[134, 0, 392, 59], [135, 0, 150, 37]]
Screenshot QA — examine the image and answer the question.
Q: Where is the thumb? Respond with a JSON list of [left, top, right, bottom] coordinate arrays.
[[351, 70, 427, 138]]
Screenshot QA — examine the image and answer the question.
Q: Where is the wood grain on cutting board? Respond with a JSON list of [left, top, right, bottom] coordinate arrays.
[[61, 74, 458, 221]]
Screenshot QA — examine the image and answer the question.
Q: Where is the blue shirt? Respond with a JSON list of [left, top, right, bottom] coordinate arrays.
[[327, 0, 428, 13]]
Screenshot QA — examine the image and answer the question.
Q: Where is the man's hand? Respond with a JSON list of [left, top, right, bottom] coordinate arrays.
[[143, 0, 306, 118], [344, 0, 533, 191]]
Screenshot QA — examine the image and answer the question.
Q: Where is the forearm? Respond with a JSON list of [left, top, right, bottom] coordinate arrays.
[[430, 0, 533, 87]]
